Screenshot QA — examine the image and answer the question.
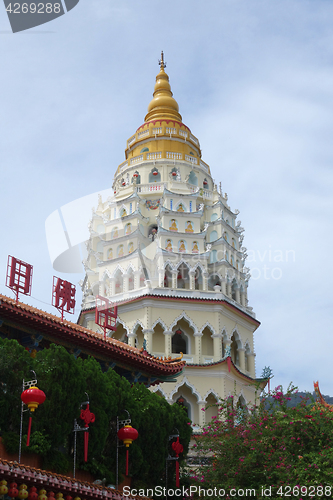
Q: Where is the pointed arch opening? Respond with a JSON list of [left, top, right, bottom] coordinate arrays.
[[114, 269, 123, 294], [201, 326, 214, 357], [177, 262, 190, 289], [205, 393, 219, 424]]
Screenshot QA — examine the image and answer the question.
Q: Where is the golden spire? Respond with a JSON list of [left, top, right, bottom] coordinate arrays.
[[145, 52, 182, 122]]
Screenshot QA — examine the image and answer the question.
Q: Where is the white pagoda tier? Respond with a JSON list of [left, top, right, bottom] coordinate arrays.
[[78, 53, 264, 427]]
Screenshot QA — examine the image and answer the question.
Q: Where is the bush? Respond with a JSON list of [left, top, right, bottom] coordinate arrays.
[[192, 384, 333, 498]]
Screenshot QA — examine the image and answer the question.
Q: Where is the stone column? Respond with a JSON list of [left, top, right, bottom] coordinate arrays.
[[221, 279, 227, 295], [240, 290, 246, 306], [202, 272, 209, 291], [158, 269, 165, 288], [212, 333, 222, 362], [235, 288, 241, 304], [164, 330, 173, 357], [226, 281, 232, 298], [238, 347, 246, 372], [127, 332, 136, 348], [194, 332, 202, 364], [198, 401, 206, 427], [171, 270, 177, 289], [189, 270, 195, 290], [109, 277, 116, 297], [123, 273, 129, 293], [247, 352, 256, 377], [134, 270, 141, 289], [142, 328, 154, 352]]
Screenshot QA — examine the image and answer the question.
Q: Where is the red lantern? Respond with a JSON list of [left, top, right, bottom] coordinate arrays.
[[8, 483, 18, 498], [117, 424, 138, 476], [153, 171, 158, 176], [172, 171, 177, 177], [122, 182, 126, 186], [203, 180, 208, 186], [28, 488, 38, 500], [21, 386, 46, 446], [21, 386, 46, 411], [133, 172, 139, 178]]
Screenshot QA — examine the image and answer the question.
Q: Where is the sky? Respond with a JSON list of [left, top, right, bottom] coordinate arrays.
[[1, 0, 333, 395]]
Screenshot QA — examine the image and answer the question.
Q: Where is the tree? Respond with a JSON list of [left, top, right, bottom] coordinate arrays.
[[0, 338, 191, 487], [192, 385, 333, 499]]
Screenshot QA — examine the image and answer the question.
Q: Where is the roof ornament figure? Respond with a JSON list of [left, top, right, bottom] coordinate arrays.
[[159, 50, 166, 70]]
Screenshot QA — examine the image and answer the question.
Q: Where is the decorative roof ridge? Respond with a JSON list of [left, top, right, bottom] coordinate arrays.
[[0, 294, 186, 368], [136, 119, 191, 133], [186, 357, 266, 383], [0, 459, 149, 499], [162, 187, 200, 197]]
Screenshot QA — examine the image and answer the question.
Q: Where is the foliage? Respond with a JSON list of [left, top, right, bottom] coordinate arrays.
[[192, 384, 333, 499], [0, 337, 191, 487]]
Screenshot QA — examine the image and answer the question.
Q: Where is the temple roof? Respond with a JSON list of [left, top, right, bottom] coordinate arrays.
[[0, 294, 185, 385], [144, 51, 182, 123], [0, 459, 147, 500]]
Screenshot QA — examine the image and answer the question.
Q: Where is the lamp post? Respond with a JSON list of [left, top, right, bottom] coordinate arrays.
[[19, 371, 46, 463], [72, 393, 95, 478], [116, 411, 138, 490]]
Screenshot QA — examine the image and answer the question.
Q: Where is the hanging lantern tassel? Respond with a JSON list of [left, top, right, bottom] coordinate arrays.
[[117, 425, 138, 476], [80, 404, 95, 462], [172, 437, 184, 487], [21, 386, 46, 447]]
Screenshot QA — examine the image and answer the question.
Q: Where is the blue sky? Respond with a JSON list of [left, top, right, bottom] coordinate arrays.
[[1, 0, 333, 395]]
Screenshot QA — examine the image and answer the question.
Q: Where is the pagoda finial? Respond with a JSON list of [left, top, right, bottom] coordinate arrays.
[[159, 51, 166, 70]]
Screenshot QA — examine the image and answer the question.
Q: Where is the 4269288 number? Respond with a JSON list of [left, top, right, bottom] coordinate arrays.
[[6, 3, 61, 14]]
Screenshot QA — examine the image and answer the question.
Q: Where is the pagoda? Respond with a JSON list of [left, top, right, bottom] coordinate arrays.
[[78, 53, 264, 427]]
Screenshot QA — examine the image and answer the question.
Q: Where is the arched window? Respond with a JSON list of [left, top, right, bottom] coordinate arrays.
[[188, 171, 198, 186], [172, 329, 187, 354], [97, 224, 105, 234], [195, 267, 203, 290], [114, 269, 123, 294], [177, 263, 189, 289], [96, 241, 103, 253], [209, 230, 218, 242], [120, 208, 127, 218], [112, 227, 119, 238], [132, 171, 141, 184], [211, 213, 218, 222], [223, 232, 228, 242], [192, 241, 199, 253], [176, 396, 191, 418], [232, 238, 236, 248], [231, 332, 240, 366], [210, 249, 217, 263], [164, 264, 173, 288], [128, 242, 134, 254], [149, 168, 161, 182], [107, 248, 113, 260], [203, 178, 209, 189], [225, 250, 229, 262], [231, 255, 234, 267], [125, 223, 132, 235], [169, 219, 178, 231], [232, 279, 237, 300], [208, 274, 221, 290]]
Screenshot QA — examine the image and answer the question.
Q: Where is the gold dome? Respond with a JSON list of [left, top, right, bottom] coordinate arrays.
[[145, 52, 182, 123]]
